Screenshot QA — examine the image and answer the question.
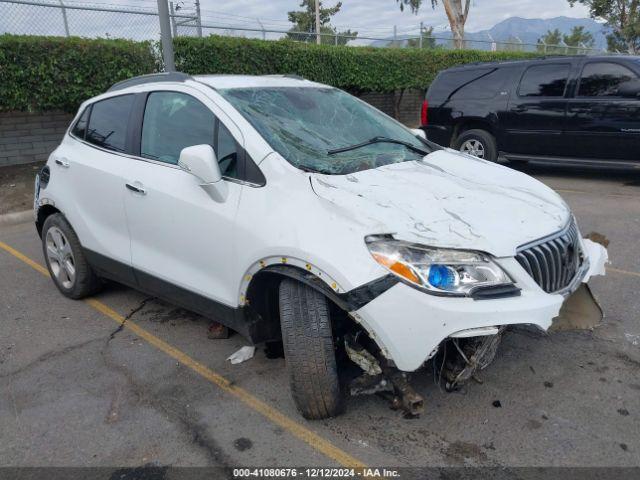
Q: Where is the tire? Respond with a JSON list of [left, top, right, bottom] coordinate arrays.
[[42, 213, 101, 299], [278, 278, 342, 419], [454, 129, 498, 162]]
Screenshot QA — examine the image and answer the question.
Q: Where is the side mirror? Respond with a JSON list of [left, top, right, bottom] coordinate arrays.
[[410, 128, 427, 139], [178, 144, 228, 202], [617, 79, 640, 98]]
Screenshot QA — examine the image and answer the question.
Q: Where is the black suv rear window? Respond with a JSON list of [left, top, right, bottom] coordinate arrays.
[[428, 68, 492, 101], [518, 64, 570, 97], [451, 68, 511, 100], [85, 94, 134, 153]]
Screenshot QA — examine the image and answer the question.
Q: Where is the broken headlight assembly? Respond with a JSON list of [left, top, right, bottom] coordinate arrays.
[[365, 237, 512, 297]]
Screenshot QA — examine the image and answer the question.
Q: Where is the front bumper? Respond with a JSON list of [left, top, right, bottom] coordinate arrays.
[[352, 239, 608, 372]]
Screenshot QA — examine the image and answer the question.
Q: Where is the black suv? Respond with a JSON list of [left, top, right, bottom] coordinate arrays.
[[422, 55, 640, 164]]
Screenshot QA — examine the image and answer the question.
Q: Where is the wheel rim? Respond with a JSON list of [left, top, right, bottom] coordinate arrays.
[[460, 139, 485, 159], [45, 226, 76, 289]]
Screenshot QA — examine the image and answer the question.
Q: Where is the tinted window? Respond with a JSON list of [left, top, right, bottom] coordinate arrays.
[[452, 68, 509, 100], [86, 95, 133, 152], [518, 64, 570, 97], [578, 62, 637, 96], [71, 107, 89, 139], [141, 92, 215, 165], [428, 68, 492, 101]]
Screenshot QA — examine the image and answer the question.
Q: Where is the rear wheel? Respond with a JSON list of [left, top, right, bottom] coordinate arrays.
[[42, 213, 101, 299], [455, 129, 498, 162], [278, 278, 342, 419]]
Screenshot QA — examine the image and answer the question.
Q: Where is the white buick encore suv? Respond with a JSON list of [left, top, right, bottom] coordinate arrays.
[[35, 72, 608, 419]]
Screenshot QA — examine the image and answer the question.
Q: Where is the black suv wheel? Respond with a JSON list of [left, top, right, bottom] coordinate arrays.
[[454, 129, 498, 162]]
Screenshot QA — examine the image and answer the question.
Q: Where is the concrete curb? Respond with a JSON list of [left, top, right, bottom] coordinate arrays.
[[0, 210, 33, 227]]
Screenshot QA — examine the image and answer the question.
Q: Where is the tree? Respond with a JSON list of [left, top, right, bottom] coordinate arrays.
[[563, 25, 595, 53], [537, 28, 565, 53], [287, 0, 357, 45], [568, 0, 640, 53], [394, 0, 470, 49], [407, 25, 437, 48]]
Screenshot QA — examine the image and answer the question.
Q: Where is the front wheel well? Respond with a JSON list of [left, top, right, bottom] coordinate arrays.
[[36, 205, 61, 237], [244, 268, 359, 344], [452, 120, 495, 146]]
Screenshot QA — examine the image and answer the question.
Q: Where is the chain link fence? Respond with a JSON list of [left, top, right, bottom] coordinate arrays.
[[0, 0, 610, 54]]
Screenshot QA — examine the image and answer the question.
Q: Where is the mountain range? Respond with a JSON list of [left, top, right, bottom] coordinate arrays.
[[370, 16, 609, 50]]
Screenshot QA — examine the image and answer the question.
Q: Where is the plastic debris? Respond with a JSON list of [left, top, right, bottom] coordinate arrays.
[[227, 346, 255, 364]]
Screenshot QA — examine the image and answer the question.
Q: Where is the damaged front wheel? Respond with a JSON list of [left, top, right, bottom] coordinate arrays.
[[279, 278, 343, 419]]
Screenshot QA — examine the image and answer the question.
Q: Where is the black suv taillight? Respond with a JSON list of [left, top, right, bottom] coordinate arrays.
[[421, 100, 429, 126]]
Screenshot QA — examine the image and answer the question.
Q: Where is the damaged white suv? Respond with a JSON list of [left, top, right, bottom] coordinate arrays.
[[35, 72, 608, 419]]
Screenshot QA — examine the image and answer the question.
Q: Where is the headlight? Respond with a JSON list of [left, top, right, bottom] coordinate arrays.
[[365, 237, 512, 296]]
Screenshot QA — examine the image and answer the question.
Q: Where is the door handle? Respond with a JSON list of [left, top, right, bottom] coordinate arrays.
[[125, 182, 147, 195], [54, 158, 70, 168], [513, 105, 528, 112]]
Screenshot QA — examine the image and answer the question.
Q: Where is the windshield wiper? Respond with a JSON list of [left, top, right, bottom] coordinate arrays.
[[327, 136, 429, 156]]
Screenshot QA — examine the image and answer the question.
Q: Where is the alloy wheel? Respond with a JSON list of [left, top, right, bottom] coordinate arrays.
[[45, 226, 76, 289], [460, 139, 485, 159]]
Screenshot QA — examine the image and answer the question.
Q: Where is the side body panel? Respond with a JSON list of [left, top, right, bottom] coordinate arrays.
[[48, 136, 135, 284], [502, 61, 576, 156]]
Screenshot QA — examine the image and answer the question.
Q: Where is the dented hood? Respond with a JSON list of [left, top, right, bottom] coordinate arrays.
[[310, 150, 570, 258]]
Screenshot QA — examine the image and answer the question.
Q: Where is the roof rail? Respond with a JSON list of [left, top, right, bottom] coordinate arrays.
[[108, 72, 193, 92], [266, 74, 307, 81]]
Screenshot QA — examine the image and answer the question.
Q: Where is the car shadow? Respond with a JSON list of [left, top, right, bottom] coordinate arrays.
[[503, 160, 640, 186]]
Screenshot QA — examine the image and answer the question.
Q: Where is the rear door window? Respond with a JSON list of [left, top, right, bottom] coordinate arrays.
[[578, 62, 637, 97], [85, 94, 133, 153], [518, 64, 570, 97]]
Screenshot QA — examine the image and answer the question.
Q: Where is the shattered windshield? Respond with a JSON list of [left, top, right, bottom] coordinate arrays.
[[219, 87, 437, 175]]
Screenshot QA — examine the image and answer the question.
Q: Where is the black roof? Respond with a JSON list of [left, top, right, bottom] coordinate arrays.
[[442, 55, 639, 72]]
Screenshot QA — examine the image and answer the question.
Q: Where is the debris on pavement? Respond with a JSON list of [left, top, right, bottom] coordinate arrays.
[[207, 321, 229, 339], [586, 231, 610, 248], [227, 346, 256, 364]]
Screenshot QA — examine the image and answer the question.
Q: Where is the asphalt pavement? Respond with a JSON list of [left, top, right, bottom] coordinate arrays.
[[1, 161, 639, 469]]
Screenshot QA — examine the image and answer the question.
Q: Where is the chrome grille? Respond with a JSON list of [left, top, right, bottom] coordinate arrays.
[[515, 220, 582, 293]]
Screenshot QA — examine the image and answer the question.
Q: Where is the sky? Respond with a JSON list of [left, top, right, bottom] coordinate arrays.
[[0, 0, 594, 41], [192, 0, 593, 37]]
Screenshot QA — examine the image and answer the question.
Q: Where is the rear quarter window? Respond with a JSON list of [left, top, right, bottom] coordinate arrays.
[[451, 68, 511, 100], [71, 107, 90, 139], [427, 68, 493, 101], [85, 94, 134, 153]]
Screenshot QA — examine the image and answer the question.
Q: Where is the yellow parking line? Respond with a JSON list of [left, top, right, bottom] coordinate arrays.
[[608, 267, 640, 279], [0, 240, 366, 469]]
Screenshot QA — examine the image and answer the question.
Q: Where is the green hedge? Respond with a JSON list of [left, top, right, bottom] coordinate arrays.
[[175, 35, 539, 93], [1, 34, 539, 112], [0, 35, 156, 112]]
